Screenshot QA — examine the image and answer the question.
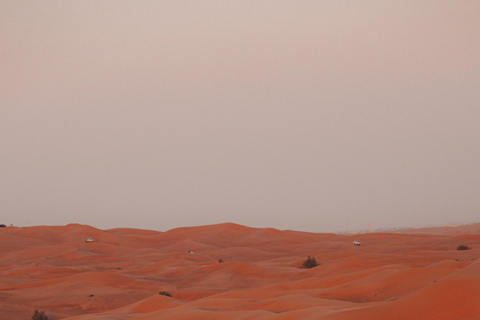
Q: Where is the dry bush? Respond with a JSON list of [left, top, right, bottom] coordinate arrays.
[[159, 291, 172, 297], [302, 256, 318, 268], [31, 310, 48, 320]]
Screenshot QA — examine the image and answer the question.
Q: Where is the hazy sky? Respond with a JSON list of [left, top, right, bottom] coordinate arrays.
[[1, 1, 479, 233]]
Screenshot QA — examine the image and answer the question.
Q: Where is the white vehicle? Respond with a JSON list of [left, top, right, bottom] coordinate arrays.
[[353, 240, 361, 246], [85, 238, 95, 243]]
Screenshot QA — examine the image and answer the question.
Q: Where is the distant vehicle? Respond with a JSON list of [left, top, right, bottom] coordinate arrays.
[[353, 241, 361, 246], [85, 238, 95, 243], [0, 224, 6, 228], [187, 250, 194, 254]]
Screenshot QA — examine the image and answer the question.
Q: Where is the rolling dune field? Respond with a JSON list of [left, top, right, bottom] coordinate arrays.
[[1, 223, 479, 319]]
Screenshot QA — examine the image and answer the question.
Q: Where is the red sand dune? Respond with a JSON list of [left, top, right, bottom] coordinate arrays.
[[1, 223, 479, 319]]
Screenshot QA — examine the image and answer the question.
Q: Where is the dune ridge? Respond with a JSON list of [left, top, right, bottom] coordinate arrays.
[[0, 222, 479, 319]]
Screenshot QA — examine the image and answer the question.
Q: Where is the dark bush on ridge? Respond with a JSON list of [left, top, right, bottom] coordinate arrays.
[[302, 256, 318, 268], [457, 244, 471, 250], [159, 291, 172, 297], [31, 310, 48, 320]]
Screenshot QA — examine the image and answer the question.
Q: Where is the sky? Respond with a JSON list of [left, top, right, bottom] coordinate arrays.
[[1, 1, 479, 233]]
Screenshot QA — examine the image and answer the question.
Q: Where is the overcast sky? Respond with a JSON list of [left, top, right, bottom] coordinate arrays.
[[1, 1, 479, 233]]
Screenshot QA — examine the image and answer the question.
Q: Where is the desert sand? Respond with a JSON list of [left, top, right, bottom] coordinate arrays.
[[1, 223, 479, 319]]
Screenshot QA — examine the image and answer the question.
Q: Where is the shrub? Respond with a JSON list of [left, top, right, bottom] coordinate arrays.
[[302, 256, 318, 268], [457, 244, 471, 250], [218, 259, 224, 263], [159, 291, 172, 297], [31, 310, 48, 320]]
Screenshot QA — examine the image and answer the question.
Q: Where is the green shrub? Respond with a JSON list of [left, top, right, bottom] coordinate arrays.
[[159, 291, 172, 297], [302, 256, 318, 268], [457, 244, 471, 250], [218, 259, 224, 263], [31, 310, 48, 320]]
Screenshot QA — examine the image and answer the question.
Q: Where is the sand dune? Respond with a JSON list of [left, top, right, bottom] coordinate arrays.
[[1, 223, 479, 319]]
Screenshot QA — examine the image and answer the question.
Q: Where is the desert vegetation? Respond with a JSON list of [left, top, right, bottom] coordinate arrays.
[[31, 310, 48, 320], [302, 256, 318, 268], [457, 244, 472, 250], [159, 291, 172, 297]]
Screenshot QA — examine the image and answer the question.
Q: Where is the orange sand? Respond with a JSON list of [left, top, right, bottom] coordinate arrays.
[[1, 223, 479, 319]]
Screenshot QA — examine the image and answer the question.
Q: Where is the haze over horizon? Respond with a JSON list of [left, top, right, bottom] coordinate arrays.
[[1, 1, 479, 233]]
